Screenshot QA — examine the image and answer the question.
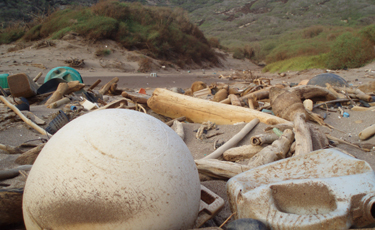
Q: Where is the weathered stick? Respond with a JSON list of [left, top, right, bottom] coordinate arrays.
[[229, 94, 242, 106], [33, 72, 43, 82], [0, 165, 32, 181], [221, 87, 270, 104], [121, 91, 150, 104], [0, 143, 23, 154], [165, 116, 186, 127], [195, 159, 251, 180], [47, 97, 70, 109], [359, 124, 375, 140], [326, 134, 362, 150], [203, 118, 260, 159], [99, 77, 119, 95], [171, 120, 184, 140], [250, 133, 279, 146], [333, 86, 372, 102], [88, 79, 101, 91], [15, 143, 45, 165], [248, 129, 294, 168], [148, 88, 291, 125], [0, 96, 51, 136], [223, 145, 264, 161]]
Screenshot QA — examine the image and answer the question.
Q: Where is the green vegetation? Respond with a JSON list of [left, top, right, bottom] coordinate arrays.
[[0, 0, 219, 68]]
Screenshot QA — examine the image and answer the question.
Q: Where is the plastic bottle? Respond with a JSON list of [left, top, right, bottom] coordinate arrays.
[[227, 148, 375, 230]]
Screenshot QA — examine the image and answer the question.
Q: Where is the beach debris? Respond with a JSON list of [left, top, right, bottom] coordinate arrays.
[[64, 58, 85, 67], [44, 81, 85, 106], [250, 133, 279, 146], [7, 73, 39, 98], [147, 88, 291, 125], [203, 119, 259, 159], [223, 145, 264, 162], [171, 120, 185, 140], [196, 121, 216, 140], [15, 144, 45, 165], [0, 96, 51, 135], [359, 124, 375, 140]]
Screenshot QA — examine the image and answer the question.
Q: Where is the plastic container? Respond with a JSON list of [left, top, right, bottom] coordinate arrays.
[[23, 109, 200, 230], [227, 148, 375, 230], [307, 73, 348, 87], [0, 73, 9, 89], [45, 110, 69, 135], [44, 66, 83, 83]]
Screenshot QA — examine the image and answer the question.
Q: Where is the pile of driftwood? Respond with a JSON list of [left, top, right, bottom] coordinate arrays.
[[1, 72, 375, 228]]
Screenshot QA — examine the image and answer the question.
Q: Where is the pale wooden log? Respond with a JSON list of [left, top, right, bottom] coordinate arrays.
[[121, 91, 150, 104], [325, 83, 346, 99], [293, 113, 313, 156], [0, 96, 51, 136], [33, 72, 43, 82], [0, 165, 32, 181], [250, 133, 279, 146], [21, 111, 45, 125], [191, 81, 207, 93], [203, 119, 260, 159], [290, 141, 296, 154], [195, 159, 251, 180], [303, 99, 313, 111], [148, 88, 292, 125], [248, 129, 294, 168], [45, 81, 84, 106], [0, 143, 23, 154], [15, 143, 45, 165], [47, 97, 70, 109], [88, 79, 101, 91], [171, 120, 184, 140], [248, 98, 255, 109], [291, 85, 338, 101], [223, 145, 264, 162], [359, 124, 375, 140], [99, 77, 119, 95], [165, 116, 186, 127]]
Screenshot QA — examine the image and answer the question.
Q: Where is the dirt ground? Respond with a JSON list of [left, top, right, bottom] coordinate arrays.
[[1, 39, 375, 229]]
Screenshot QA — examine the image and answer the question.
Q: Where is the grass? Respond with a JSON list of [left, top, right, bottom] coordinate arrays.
[[0, 0, 220, 68], [263, 55, 327, 73]]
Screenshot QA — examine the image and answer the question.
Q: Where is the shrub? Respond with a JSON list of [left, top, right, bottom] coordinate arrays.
[[74, 16, 118, 40], [95, 48, 112, 56], [327, 32, 375, 69], [0, 25, 25, 44], [302, 25, 324, 39], [359, 24, 375, 45], [208, 37, 220, 48], [23, 24, 42, 41], [233, 47, 245, 59]]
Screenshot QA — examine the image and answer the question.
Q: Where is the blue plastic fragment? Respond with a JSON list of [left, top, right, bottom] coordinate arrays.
[[343, 112, 350, 118]]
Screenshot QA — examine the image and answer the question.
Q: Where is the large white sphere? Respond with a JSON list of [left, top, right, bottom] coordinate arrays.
[[23, 109, 201, 230]]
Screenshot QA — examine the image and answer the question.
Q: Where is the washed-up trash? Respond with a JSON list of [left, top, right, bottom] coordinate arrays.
[[227, 148, 375, 229], [0, 73, 9, 89], [7, 73, 39, 98], [37, 78, 67, 94], [343, 112, 350, 117], [15, 97, 29, 111], [45, 110, 69, 135], [44, 81, 85, 106], [44, 66, 83, 83], [358, 80, 375, 93], [23, 109, 201, 230], [194, 185, 224, 228], [308, 73, 348, 87], [0, 188, 24, 226]]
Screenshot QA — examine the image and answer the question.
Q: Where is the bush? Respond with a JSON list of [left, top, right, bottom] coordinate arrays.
[[302, 25, 324, 39], [74, 16, 118, 40], [95, 48, 111, 56], [0, 26, 25, 44], [232, 47, 245, 59], [327, 32, 375, 69], [23, 24, 42, 41], [360, 24, 375, 45]]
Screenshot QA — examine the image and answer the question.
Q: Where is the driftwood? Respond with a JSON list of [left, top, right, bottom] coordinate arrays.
[[250, 133, 279, 146], [248, 129, 294, 168], [359, 124, 375, 140], [121, 91, 150, 104], [171, 120, 184, 140], [0, 143, 23, 154], [212, 89, 228, 102], [264, 124, 294, 132], [326, 134, 362, 150], [108, 83, 123, 95], [97, 98, 129, 110], [15, 143, 45, 165], [99, 77, 119, 95], [203, 119, 260, 159], [148, 88, 292, 125], [333, 86, 372, 102], [45, 81, 84, 106], [21, 111, 45, 125], [88, 79, 101, 91], [223, 145, 264, 162], [165, 116, 186, 127], [221, 87, 271, 104], [33, 72, 43, 82], [191, 81, 207, 93], [195, 159, 251, 180], [293, 113, 313, 156], [47, 97, 70, 109], [229, 94, 242, 106], [0, 96, 51, 136], [0, 165, 32, 181]]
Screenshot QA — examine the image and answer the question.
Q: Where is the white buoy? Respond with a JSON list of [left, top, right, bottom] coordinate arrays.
[[23, 109, 200, 230]]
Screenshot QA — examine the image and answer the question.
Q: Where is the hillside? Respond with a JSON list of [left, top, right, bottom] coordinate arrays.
[[2, 0, 375, 47]]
